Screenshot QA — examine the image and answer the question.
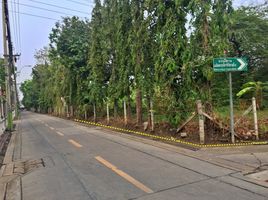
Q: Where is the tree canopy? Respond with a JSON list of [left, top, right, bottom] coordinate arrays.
[[21, 1, 268, 126]]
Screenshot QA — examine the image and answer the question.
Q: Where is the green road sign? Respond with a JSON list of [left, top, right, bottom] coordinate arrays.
[[213, 58, 248, 72]]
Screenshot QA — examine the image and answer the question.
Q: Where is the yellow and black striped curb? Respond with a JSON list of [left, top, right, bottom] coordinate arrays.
[[74, 119, 268, 148]]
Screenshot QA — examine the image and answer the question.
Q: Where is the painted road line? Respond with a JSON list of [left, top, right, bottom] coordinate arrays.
[[56, 131, 64, 136], [49, 127, 55, 130], [45, 124, 49, 127], [95, 156, 153, 194], [68, 139, 83, 148]]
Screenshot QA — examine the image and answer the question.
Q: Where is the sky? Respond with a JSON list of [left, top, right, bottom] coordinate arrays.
[[0, 0, 266, 100], [0, 0, 94, 99]]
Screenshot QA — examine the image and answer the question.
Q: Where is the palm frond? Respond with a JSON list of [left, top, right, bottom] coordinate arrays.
[[236, 87, 255, 97]]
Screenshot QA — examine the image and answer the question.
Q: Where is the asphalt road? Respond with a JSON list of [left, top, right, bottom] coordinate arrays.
[[16, 112, 268, 200]]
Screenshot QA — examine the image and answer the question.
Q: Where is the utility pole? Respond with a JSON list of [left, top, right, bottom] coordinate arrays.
[[2, 0, 14, 131], [1, 0, 7, 128], [12, 54, 20, 118], [13, 66, 19, 118]]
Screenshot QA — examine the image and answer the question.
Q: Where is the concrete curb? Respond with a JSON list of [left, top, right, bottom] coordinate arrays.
[[0, 120, 22, 200]]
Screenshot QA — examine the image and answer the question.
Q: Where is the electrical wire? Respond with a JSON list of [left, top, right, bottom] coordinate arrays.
[[80, 0, 92, 2], [10, 0, 19, 53], [11, 1, 87, 18], [14, 0, 20, 53], [25, 0, 90, 15], [65, 0, 93, 7], [0, 8, 59, 21], [17, 0, 22, 52], [16, 11, 59, 21]]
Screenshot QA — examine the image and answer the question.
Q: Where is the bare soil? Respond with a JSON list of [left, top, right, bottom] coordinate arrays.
[[79, 116, 268, 145], [0, 132, 11, 167]]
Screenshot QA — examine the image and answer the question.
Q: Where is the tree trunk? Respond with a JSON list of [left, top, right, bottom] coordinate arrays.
[[114, 99, 118, 118], [107, 103, 110, 124], [84, 110, 87, 120], [70, 106, 74, 117], [93, 103, 96, 122], [147, 96, 152, 129], [136, 89, 142, 125], [127, 96, 131, 122], [124, 100, 127, 125]]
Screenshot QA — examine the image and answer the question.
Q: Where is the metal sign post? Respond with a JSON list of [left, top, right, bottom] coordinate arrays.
[[228, 72, 235, 143], [213, 57, 248, 144]]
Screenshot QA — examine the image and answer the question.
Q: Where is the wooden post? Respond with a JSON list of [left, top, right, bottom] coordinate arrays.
[[93, 103, 96, 122], [252, 97, 259, 140], [150, 100, 154, 131], [84, 110, 87, 120], [197, 100, 205, 144], [70, 106, 74, 117], [107, 103, 110, 124], [0, 99, 4, 118], [124, 100, 127, 125]]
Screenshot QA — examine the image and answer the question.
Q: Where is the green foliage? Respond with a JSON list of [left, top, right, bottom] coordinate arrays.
[[230, 6, 268, 71], [237, 81, 268, 108], [229, 4, 268, 95], [87, 0, 108, 104], [20, 80, 36, 109], [0, 58, 5, 89], [20, 1, 268, 127], [49, 16, 91, 107]]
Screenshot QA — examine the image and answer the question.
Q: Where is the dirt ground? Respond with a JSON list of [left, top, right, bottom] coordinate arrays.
[[0, 132, 11, 167], [80, 115, 268, 145]]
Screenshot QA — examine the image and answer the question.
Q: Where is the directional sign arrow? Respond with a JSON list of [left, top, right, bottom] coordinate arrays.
[[213, 57, 248, 72], [237, 58, 247, 70]]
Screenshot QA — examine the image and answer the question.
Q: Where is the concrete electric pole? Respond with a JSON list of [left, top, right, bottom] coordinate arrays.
[[2, 0, 14, 131]]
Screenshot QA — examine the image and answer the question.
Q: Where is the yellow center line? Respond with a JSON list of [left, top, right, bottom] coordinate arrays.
[[56, 131, 64, 136], [68, 139, 83, 148], [95, 156, 153, 194]]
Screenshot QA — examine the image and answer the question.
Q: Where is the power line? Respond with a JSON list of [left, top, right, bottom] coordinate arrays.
[[14, 0, 20, 52], [10, 0, 19, 53], [25, 0, 90, 15], [16, 11, 58, 21], [14, 0, 20, 53], [11, 1, 87, 18], [17, 0, 22, 52], [0, 8, 59, 21], [65, 0, 94, 7], [74, 0, 92, 3]]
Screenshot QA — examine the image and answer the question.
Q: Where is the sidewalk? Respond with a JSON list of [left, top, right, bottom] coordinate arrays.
[[199, 145, 268, 186], [0, 120, 21, 200], [0, 119, 5, 136]]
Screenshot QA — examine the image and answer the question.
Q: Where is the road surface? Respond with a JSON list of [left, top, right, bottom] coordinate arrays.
[[3, 112, 268, 200]]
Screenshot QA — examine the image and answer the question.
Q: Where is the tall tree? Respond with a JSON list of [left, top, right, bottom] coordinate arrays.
[[87, 0, 109, 110], [49, 17, 90, 115], [129, 0, 147, 125], [188, 0, 232, 105]]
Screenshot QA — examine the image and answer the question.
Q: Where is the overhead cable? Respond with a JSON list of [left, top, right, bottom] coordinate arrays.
[[25, 0, 90, 15], [11, 1, 87, 18]]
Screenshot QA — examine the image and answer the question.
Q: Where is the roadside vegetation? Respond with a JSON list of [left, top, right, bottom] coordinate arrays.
[[20, 1, 268, 143]]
